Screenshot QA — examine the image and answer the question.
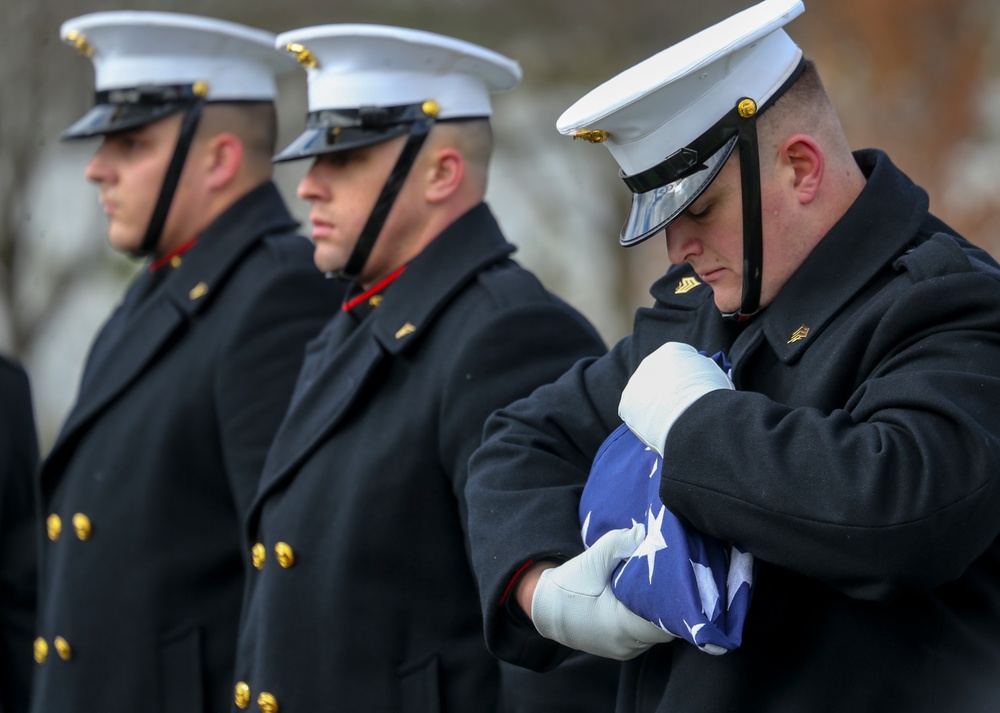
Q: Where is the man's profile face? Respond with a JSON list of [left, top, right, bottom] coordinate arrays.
[[665, 156, 747, 313], [664, 150, 803, 314], [84, 114, 184, 255], [296, 135, 419, 286]]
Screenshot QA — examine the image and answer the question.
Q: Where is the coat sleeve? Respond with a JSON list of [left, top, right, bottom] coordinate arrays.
[[463, 331, 631, 671], [0, 359, 39, 713], [213, 241, 341, 520], [662, 266, 1000, 603]]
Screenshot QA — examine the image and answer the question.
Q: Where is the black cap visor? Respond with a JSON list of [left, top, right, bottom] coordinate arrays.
[[620, 135, 737, 247], [273, 124, 411, 163], [273, 104, 442, 163], [62, 102, 186, 140]]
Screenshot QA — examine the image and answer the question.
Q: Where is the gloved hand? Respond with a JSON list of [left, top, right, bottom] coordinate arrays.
[[531, 523, 676, 660], [618, 342, 734, 457]]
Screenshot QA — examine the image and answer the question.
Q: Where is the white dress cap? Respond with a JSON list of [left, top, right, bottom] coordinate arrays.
[[272, 24, 522, 162], [61, 11, 294, 99], [277, 24, 521, 119], [557, 0, 805, 246]]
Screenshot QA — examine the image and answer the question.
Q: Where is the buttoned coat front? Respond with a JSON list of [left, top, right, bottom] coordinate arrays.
[[234, 204, 619, 713], [467, 152, 1000, 713], [33, 182, 342, 713], [0, 357, 38, 713]]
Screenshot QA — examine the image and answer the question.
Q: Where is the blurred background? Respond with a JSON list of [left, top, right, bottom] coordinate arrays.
[[2, 0, 999, 449]]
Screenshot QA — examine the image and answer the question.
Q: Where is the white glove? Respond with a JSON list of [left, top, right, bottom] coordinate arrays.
[[531, 524, 676, 660], [618, 342, 734, 457]]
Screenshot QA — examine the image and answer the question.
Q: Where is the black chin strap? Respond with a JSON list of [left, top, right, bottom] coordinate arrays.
[[725, 118, 763, 321], [721, 59, 807, 321], [134, 100, 206, 258], [339, 117, 435, 281]]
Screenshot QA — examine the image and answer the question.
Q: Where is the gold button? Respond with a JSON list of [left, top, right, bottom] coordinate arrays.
[[47, 514, 62, 541], [234, 681, 250, 709], [274, 542, 295, 569], [170, 256, 182, 269], [72, 513, 92, 541], [257, 691, 279, 713], [252, 543, 266, 570], [54, 636, 72, 661], [33, 637, 48, 664]]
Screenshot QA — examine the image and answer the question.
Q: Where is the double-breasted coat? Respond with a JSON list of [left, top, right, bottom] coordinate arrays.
[[466, 151, 1000, 712], [0, 357, 38, 713], [233, 203, 620, 712], [33, 182, 342, 713]]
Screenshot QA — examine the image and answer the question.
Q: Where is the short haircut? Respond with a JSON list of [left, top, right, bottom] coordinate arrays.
[[196, 101, 278, 159]]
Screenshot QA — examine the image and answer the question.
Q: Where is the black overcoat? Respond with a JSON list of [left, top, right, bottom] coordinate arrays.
[[32, 182, 342, 713], [467, 151, 1000, 713], [0, 357, 38, 713], [234, 203, 620, 712]]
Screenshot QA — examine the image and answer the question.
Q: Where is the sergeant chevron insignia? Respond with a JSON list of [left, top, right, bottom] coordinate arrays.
[[674, 276, 702, 294], [395, 322, 416, 339], [189, 282, 209, 301], [787, 325, 810, 343]]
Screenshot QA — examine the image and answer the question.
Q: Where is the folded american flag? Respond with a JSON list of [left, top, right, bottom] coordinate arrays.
[[580, 422, 755, 654]]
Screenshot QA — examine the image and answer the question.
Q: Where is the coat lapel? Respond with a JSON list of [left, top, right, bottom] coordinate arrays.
[[247, 202, 516, 524], [249, 316, 385, 515], [44, 182, 300, 484]]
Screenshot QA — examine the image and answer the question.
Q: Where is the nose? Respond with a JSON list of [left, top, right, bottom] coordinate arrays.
[[84, 143, 113, 185], [297, 160, 328, 202], [664, 218, 701, 266]]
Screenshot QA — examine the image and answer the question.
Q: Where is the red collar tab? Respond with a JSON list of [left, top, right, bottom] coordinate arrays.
[[341, 265, 407, 312], [149, 237, 198, 272]]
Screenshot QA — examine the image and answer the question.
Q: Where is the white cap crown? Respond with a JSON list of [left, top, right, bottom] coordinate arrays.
[[61, 11, 295, 101]]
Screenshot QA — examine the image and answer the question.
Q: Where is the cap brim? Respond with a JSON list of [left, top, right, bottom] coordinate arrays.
[[620, 135, 736, 246], [61, 102, 185, 140], [273, 124, 411, 163]]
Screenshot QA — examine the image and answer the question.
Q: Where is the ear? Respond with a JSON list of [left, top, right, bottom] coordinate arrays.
[[424, 147, 465, 204], [779, 134, 824, 205], [202, 133, 244, 191]]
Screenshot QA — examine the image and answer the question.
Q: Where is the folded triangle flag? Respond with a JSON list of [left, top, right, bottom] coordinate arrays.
[[580, 421, 755, 654]]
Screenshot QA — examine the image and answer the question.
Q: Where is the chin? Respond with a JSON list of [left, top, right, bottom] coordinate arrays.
[[312, 249, 343, 275], [106, 230, 142, 255], [713, 296, 742, 314]]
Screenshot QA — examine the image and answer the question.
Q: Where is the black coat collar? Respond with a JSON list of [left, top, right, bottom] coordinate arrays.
[[363, 202, 516, 354]]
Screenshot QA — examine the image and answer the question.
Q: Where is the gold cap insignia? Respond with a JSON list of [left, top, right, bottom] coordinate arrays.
[[192, 80, 210, 98], [189, 282, 209, 301], [572, 129, 610, 143], [63, 29, 94, 58], [422, 100, 441, 118], [285, 42, 318, 69], [675, 276, 702, 295], [737, 98, 757, 118], [395, 322, 416, 340], [787, 325, 810, 344]]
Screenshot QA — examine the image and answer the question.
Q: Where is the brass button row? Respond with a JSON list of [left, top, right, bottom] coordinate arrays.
[[46, 513, 93, 541], [34, 636, 72, 664], [251, 542, 295, 570], [234, 682, 278, 711]]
